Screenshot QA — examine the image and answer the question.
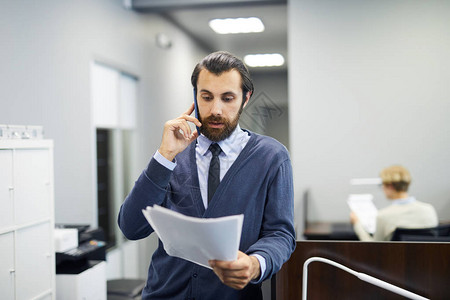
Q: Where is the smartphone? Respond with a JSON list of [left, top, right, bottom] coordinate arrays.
[[193, 88, 200, 135]]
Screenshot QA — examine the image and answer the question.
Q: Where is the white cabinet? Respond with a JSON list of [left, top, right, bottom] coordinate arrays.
[[0, 232, 15, 300], [16, 223, 53, 299], [15, 149, 51, 225], [56, 261, 106, 300], [0, 150, 14, 229], [0, 140, 55, 300]]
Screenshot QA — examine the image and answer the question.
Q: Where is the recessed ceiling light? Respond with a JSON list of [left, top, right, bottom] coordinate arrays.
[[208, 17, 265, 34], [244, 54, 285, 67]]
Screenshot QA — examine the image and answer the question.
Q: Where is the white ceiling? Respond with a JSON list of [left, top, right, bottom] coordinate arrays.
[[129, 1, 287, 71]]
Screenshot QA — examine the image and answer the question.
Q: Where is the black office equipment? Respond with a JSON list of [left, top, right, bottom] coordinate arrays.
[[391, 223, 450, 242], [55, 225, 106, 273]]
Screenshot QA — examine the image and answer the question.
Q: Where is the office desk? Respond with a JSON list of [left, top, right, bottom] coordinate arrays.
[[275, 241, 450, 299], [304, 221, 358, 240]]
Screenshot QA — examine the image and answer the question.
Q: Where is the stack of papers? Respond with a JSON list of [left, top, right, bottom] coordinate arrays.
[[347, 194, 378, 234], [142, 205, 244, 269]]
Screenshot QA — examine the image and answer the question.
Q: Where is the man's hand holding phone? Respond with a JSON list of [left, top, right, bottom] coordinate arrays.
[[158, 103, 201, 162]]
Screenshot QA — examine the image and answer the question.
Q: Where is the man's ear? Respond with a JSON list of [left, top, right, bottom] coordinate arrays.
[[243, 91, 252, 108]]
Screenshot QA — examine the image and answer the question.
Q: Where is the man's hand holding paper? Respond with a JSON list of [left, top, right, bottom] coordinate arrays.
[[142, 205, 244, 270], [209, 251, 261, 290]]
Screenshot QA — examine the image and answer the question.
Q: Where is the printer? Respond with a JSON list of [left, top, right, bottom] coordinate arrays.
[[55, 225, 106, 272], [54, 225, 108, 299]]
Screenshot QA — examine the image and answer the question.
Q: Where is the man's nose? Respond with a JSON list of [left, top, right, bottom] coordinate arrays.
[[210, 99, 223, 116]]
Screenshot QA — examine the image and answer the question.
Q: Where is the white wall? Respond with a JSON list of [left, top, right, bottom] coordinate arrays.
[[0, 0, 206, 278], [289, 0, 450, 236], [0, 0, 206, 225]]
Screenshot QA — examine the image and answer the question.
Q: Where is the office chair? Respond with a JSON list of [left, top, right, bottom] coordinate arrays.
[[391, 223, 450, 242], [397, 235, 450, 242]]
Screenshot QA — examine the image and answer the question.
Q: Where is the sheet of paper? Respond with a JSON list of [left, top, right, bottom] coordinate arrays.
[[142, 205, 244, 269], [347, 194, 378, 234]]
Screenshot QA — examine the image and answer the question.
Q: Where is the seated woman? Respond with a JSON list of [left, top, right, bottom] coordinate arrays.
[[351, 165, 438, 241]]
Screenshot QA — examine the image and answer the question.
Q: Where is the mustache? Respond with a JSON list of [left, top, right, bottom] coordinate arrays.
[[203, 115, 226, 123]]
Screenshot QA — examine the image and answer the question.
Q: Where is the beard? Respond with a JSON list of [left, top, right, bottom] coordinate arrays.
[[199, 107, 243, 142]]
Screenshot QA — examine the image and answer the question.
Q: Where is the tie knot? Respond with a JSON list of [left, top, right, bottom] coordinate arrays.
[[209, 143, 222, 157]]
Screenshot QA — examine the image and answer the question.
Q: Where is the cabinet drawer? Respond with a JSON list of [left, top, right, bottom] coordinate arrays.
[[16, 222, 53, 299], [14, 149, 51, 225], [0, 232, 15, 300], [0, 150, 14, 229]]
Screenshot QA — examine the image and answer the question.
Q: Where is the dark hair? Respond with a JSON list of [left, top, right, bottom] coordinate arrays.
[[191, 51, 254, 102], [385, 182, 410, 192]]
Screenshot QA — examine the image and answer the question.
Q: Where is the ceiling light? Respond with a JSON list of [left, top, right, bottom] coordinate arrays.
[[208, 17, 264, 34], [244, 54, 285, 67]]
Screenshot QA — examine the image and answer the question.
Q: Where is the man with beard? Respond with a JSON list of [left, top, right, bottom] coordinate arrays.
[[118, 51, 295, 300]]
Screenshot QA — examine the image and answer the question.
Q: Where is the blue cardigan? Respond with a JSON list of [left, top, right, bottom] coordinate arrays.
[[118, 131, 296, 300]]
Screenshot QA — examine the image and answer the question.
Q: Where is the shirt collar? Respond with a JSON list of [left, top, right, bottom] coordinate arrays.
[[392, 197, 416, 205], [197, 124, 244, 156]]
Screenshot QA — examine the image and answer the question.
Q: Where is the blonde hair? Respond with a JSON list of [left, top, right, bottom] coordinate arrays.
[[380, 165, 411, 192]]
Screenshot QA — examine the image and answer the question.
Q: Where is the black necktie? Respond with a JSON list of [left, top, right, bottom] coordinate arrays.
[[208, 143, 222, 203]]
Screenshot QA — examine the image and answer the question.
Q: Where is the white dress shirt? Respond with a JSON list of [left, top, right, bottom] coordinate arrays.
[[154, 125, 266, 280]]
